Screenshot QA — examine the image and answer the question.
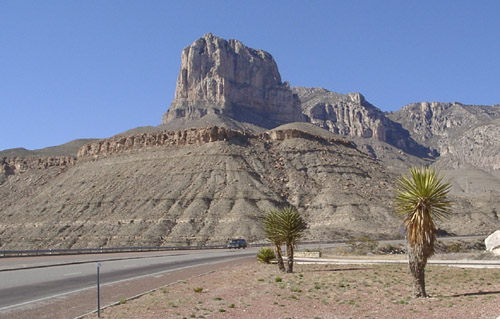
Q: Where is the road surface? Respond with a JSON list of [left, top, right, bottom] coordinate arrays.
[[0, 248, 257, 318]]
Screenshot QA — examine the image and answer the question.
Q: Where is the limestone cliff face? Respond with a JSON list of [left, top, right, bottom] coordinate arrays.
[[77, 126, 354, 160], [294, 87, 432, 158], [162, 33, 304, 128], [77, 127, 248, 159], [0, 156, 75, 183], [388, 102, 500, 171]]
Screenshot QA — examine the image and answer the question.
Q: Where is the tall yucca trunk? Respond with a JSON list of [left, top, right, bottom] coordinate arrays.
[[396, 167, 451, 299], [408, 245, 427, 297], [274, 243, 285, 272], [286, 241, 294, 273], [406, 207, 435, 298]]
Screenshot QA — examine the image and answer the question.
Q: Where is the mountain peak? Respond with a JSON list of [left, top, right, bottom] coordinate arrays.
[[162, 34, 304, 128]]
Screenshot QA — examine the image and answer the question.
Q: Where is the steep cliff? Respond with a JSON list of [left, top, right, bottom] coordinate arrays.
[[294, 87, 432, 158], [388, 102, 500, 171], [162, 33, 305, 129], [0, 156, 76, 185]]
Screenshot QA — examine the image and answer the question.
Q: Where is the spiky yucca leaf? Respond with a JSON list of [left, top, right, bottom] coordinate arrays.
[[395, 167, 452, 251], [263, 209, 283, 244], [275, 206, 307, 246], [263, 206, 307, 246]]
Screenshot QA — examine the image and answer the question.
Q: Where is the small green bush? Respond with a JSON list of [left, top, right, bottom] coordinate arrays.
[[347, 237, 379, 254], [257, 247, 275, 264], [446, 243, 462, 253], [193, 287, 203, 293]]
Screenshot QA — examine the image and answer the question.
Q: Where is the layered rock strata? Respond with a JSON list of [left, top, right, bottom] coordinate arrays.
[[162, 33, 305, 128], [0, 127, 400, 249], [77, 126, 354, 160], [1, 125, 498, 250], [388, 102, 500, 171], [77, 127, 248, 159], [294, 87, 432, 158], [0, 156, 75, 184]]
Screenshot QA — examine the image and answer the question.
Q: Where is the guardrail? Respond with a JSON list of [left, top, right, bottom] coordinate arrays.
[[0, 243, 271, 257], [0, 234, 485, 258]]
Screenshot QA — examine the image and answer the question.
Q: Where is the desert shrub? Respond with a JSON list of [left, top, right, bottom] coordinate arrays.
[[347, 237, 379, 255], [257, 247, 275, 264], [377, 243, 406, 254], [446, 243, 462, 253]]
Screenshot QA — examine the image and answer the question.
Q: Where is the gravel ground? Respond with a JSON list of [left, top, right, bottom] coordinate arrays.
[[86, 258, 500, 319]]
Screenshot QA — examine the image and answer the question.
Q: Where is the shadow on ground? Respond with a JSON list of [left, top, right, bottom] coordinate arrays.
[[450, 290, 500, 297]]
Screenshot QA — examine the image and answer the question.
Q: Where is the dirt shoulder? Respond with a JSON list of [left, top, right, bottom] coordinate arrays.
[[86, 258, 500, 319]]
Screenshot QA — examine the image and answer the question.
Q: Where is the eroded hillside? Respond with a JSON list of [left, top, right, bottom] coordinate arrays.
[[1, 126, 498, 250], [0, 127, 398, 249]]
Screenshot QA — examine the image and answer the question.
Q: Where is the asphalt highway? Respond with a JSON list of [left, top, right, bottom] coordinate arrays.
[[0, 248, 257, 315], [0, 235, 490, 317]]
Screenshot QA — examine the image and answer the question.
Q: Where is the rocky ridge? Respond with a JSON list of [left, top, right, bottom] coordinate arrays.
[[0, 34, 499, 250], [0, 156, 76, 185], [162, 33, 305, 128], [388, 102, 500, 171], [294, 87, 433, 159], [77, 126, 354, 160], [0, 125, 403, 249]]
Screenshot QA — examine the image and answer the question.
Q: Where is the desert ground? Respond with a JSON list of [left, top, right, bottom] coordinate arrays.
[[86, 242, 500, 319]]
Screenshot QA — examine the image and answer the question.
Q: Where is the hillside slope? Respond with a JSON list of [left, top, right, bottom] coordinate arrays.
[[0, 127, 398, 249]]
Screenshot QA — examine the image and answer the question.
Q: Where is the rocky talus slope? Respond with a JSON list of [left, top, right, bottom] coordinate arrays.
[[1, 125, 498, 250], [0, 126, 400, 249]]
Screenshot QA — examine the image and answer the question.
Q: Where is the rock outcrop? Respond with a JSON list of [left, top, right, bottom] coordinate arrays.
[[77, 126, 353, 160], [388, 102, 500, 171], [162, 33, 305, 128], [77, 127, 249, 159], [485, 230, 500, 256], [294, 87, 432, 158], [1, 34, 499, 251], [0, 156, 76, 184]]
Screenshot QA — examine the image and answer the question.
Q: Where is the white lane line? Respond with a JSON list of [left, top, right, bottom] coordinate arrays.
[[0, 285, 94, 312], [0, 255, 250, 313], [63, 272, 82, 276], [122, 264, 136, 268]]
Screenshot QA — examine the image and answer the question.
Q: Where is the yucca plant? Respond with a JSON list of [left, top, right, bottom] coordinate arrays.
[[256, 247, 276, 264], [395, 167, 452, 298], [263, 206, 307, 273], [263, 209, 286, 272]]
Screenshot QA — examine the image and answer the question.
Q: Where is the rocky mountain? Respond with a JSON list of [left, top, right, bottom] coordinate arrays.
[[388, 102, 500, 171], [0, 34, 499, 250], [162, 33, 305, 129], [294, 87, 433, 159]]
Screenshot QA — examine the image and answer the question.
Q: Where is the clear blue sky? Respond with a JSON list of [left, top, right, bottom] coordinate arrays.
[[1, 1, 499, 151]]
